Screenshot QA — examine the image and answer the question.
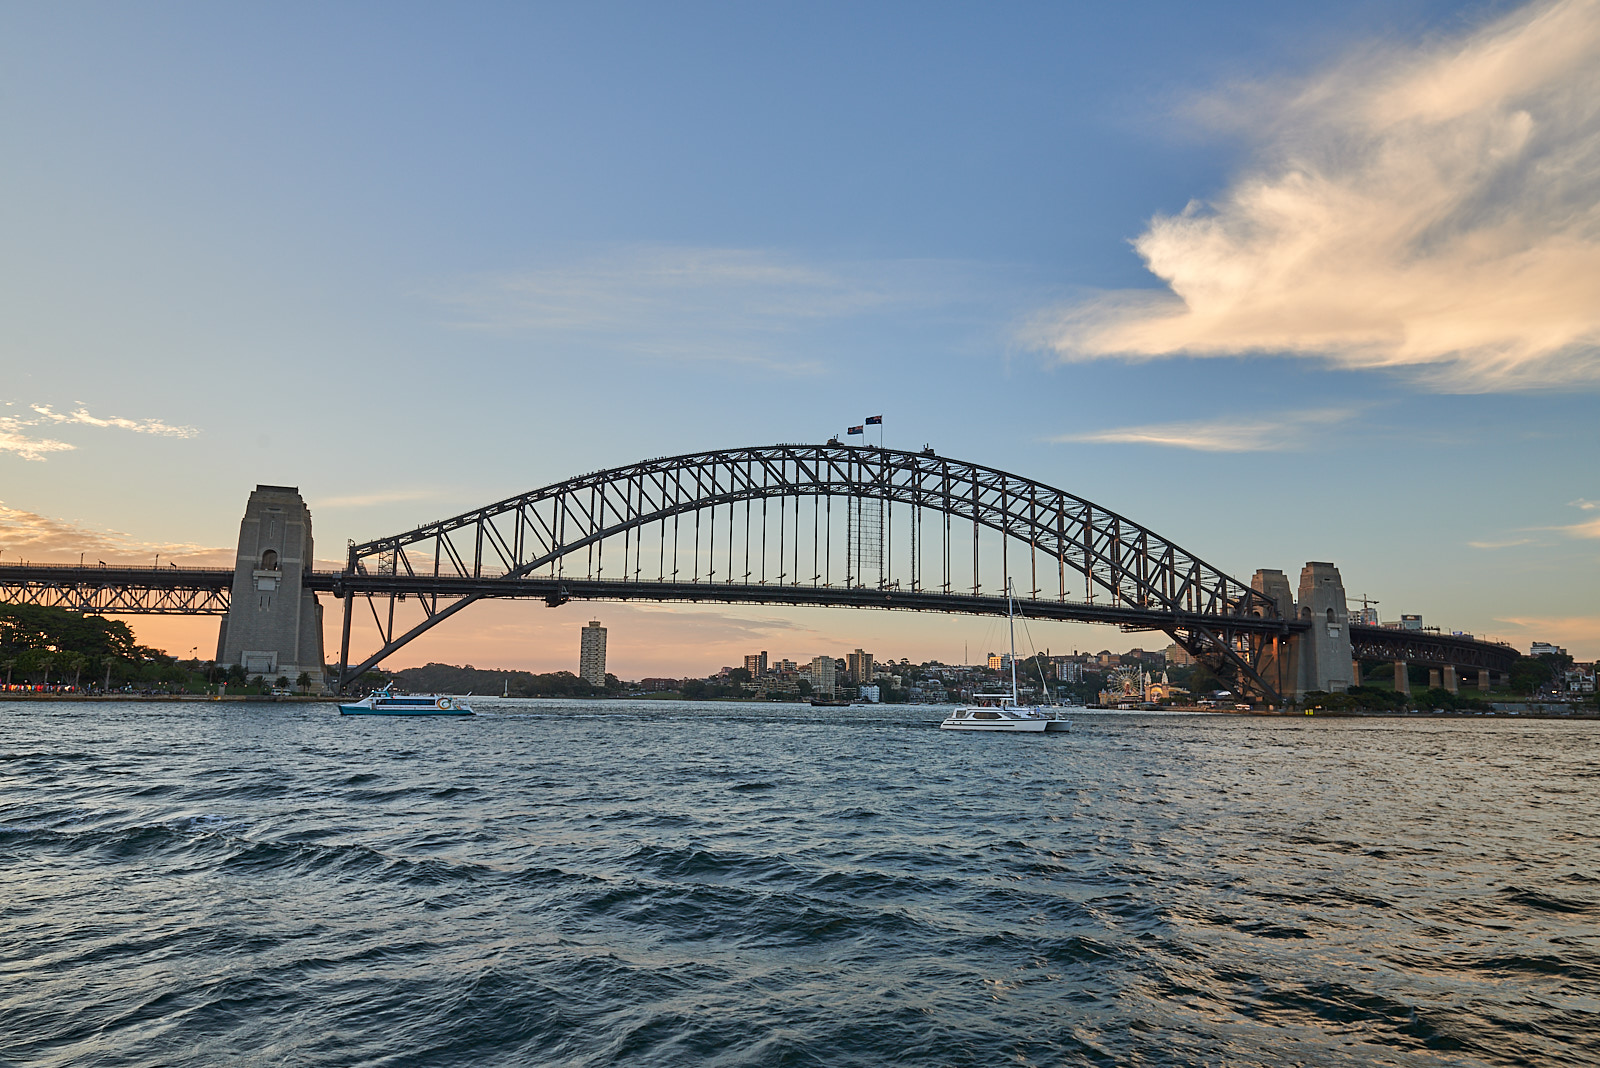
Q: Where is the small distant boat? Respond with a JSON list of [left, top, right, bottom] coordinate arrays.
[[339, 685, 474, 716], [940, 580, 1070, 733], [810, 697, 851, 707]]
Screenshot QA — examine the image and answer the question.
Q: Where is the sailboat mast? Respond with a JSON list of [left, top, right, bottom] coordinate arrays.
[[1007, 579, 1019, 704]]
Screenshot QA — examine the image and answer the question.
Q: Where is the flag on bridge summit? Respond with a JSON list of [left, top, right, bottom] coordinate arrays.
[[864, 415, 882, 425], [847, 425, 865, 435]]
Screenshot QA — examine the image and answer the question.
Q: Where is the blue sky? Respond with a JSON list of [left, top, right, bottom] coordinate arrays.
[[2, 0, 1596, 672]]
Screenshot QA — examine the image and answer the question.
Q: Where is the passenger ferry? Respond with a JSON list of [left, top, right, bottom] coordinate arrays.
[[339, 685, 474, 716], [940, 580, 1071, 733]]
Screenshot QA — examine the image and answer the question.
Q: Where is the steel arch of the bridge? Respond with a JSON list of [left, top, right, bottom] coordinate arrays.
[[335, 443, 1288, 695]]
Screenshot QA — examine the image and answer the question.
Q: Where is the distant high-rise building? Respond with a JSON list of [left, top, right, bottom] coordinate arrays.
[[847, 649, 874, 685], [986, 652, 1012, 672], [807, 655, 837, 696], [744, 651, 769, 677], [1164, 643, 1195, 667], [579, 620, 607, 686]]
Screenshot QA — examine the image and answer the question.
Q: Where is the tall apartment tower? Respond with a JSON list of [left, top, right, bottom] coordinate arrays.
[[743, 651, 768, 677], [217, 485, 326, 690], [847, 649, 874, 685], [579, 620, 607, 686], [808, 655, 837, 696]]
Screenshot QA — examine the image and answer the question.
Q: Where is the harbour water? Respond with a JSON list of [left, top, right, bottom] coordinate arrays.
[[2, 700, 1596, 1067]]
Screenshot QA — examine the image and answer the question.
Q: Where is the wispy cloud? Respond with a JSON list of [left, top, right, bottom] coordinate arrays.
[[31, 404, 199, 438], [1570, 497, 1600, 510], [0, 501, 227, 565], [320, 489, 441, 508], [1494, 614, 1600, 650], [0, 417, 74, 462], [1557, 516, 1600, 538], [1468, 537, 1535, 549], [444, 244, 997, 373], [1031, 0, 1600, 392], [0, 402, 199, 461], [1051, 408, 1354, 452]]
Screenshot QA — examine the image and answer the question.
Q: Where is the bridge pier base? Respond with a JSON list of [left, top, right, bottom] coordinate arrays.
[[1351, 659, 1362, 686], [1479, 668, 1492, 692], [1394, 660, 1411, 695], [1429, 667, 1443, 690], [1444, 665, 1458, 694]]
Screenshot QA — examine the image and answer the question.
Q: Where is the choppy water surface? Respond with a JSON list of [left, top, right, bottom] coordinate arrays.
[[2, 700, 1596, 1067]]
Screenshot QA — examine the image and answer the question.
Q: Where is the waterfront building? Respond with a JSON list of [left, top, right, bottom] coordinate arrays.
[[807, 655, 837, 696], [579, 620, 607, 686], [744, 651, 769, 677], [1531, 641, 1568, 658], [1163, 643, 1195, 667], [847, 649, 874, 685]]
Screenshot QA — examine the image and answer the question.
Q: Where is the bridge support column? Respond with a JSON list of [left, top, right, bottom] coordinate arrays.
[[217, 485, 327, 693], [1394, 660, 1411, 695], [1429, 667, 1442, 690], [1443, 665, 1458, 694], [1479, 668, 1492, 692], [1294, 562, 1352, 695], [1352, 659, 1362, 686]]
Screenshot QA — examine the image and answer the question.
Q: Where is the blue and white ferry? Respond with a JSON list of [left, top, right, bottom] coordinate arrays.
[[339, 685, 474, 716]]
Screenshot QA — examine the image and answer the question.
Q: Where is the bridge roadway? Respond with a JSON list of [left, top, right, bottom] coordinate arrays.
[[0, 561, 1518, 675]]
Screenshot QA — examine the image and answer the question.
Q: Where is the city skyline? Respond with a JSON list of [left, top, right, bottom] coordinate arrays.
[[2, 0, 1596, 670]]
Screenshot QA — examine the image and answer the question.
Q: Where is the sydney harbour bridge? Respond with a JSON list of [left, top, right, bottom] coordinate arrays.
[[0, 442, 1517, 704]]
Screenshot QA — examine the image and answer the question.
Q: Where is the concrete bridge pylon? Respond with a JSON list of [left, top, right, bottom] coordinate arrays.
[[215, 485, 327, 692]]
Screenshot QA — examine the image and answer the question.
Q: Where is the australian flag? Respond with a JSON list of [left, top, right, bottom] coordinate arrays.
[[847, 425, 864, 435], [865, 415, 883, 425]]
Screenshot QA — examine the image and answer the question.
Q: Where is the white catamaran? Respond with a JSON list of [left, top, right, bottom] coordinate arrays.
[[940, 581, 1071, 733], [339, 685, 475, 716]]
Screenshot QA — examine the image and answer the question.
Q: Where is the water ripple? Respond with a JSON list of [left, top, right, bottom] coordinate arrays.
[[1, 699, 1596, 1066]]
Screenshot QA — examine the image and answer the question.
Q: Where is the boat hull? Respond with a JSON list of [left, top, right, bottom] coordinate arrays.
[[339, 706, 473, 716], [939, 718, 1049, 732]]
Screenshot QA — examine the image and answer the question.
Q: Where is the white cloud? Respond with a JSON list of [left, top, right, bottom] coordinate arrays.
[[1467, 536, 1535, 549], [1051, 408, 1354, 452], [0, 417, 74, 462], [31, 404, 199, 438], [1033, 0, 1600, 392], [1569, 497, 1599, 510]]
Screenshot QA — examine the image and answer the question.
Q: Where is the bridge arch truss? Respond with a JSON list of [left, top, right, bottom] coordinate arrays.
[[334, 444, 1293, 696]]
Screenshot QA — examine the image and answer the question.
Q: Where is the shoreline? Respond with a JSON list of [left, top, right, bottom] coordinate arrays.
[[1, 694, 1594, 718]]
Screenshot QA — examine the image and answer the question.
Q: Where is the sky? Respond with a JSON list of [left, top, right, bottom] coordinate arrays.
[[2, 0, 1597, 675]]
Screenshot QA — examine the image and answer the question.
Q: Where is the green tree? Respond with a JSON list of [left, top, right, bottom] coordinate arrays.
[[296, 671, 312, 693], [62, 652, 88, 690]]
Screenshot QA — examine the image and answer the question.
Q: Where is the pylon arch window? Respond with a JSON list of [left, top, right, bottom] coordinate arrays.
[[261, 549, 279, 571]]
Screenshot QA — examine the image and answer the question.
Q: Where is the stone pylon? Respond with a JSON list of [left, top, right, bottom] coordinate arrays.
[[1295, 561, 1353, 694], [216, 485, 326, 691]]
